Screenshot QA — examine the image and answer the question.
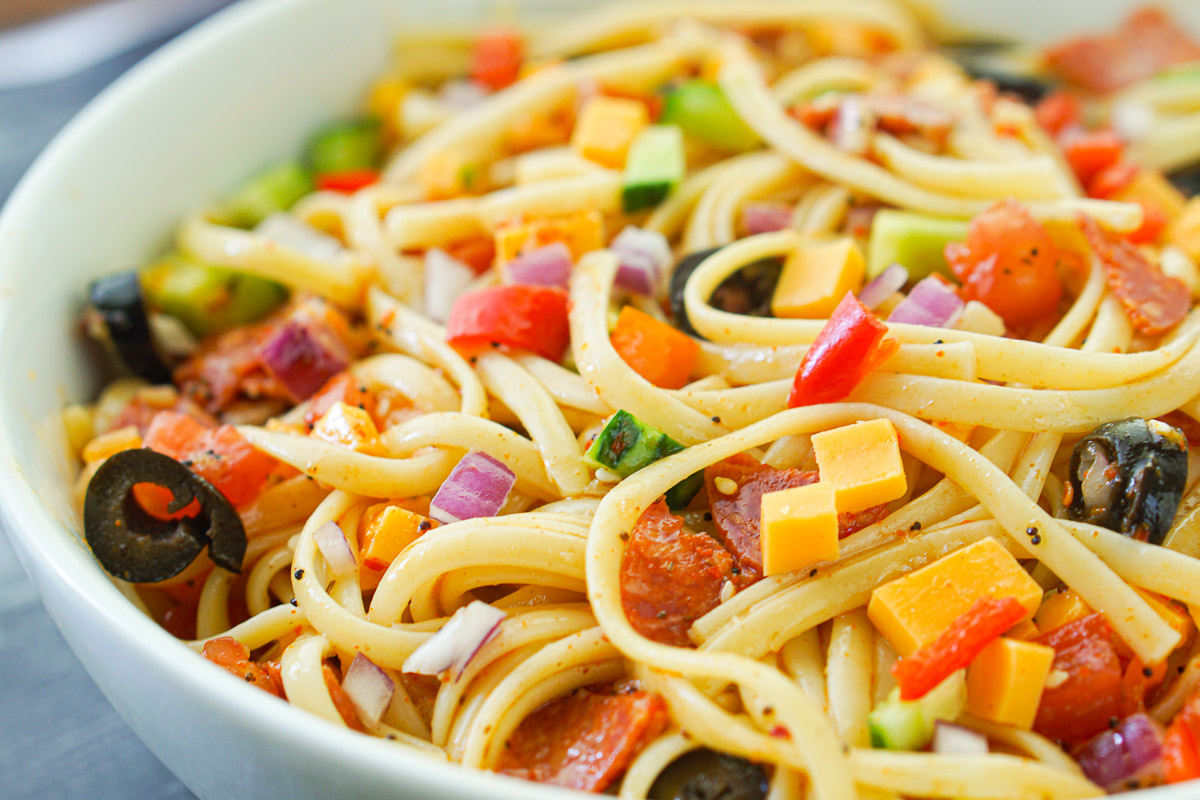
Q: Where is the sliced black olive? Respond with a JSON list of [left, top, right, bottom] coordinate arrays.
[[669, 246, 783, 338], [1168, 161, 1200, 198], [83, 448, 246, 582], [1067, 418, 1188, 545], [944, 43, 1055, 103], [84, 272, 172, 383], [649, 749, 769, 800]]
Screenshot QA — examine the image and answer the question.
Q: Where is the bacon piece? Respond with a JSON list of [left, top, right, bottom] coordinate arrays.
[[1079, 215, 1189, 336], [620, 501, 739, 647], [496, 685, 669, 792]]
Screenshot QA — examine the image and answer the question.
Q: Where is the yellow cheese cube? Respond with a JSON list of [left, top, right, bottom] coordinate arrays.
[[494, 210, 605, 264], [760, 482, 839, 577], [867, 537, 1042, 656], [1115, 169, 1187, 221], [571, 96, 649, 169], [1033, 588, 1092, 635], [966, 637, 1056, 729], [811, 418, 906, 513], [771, 237, 866, 319], [358, 503, 434, 571], [311, 401, 385, 456], [1168, 198, 1200, 262]]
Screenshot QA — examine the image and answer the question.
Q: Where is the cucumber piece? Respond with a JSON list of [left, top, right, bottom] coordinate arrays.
[[866, 210, 969, 280], [623, 125, 686, 213], [866, 671, 967, 751], [584, 409, 703, 510], [141, 253, 288, 338], [210, 162, 313, 229], [661, 81, 760, 153], [306, 116, 384, 176], [663, 470, 704, 511]]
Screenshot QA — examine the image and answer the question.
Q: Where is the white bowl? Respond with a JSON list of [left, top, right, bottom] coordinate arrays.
[[1, 1, 1198, 798]]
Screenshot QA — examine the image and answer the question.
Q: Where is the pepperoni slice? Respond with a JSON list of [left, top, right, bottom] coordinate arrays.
[[497, 685, 669, 792], [1079, 215, 1190, 336], [620, 501, 739, 647]]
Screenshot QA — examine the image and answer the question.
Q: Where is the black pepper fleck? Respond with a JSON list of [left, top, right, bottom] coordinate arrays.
[[294, 568, 305, 579], [909, 521, 922, 531]]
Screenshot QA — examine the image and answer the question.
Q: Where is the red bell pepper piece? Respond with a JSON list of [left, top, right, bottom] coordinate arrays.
[[1061, 129, 1125, 186], [1164, 721, 1200, 783], [446, 285, 570, 362], [892, 595, 1026, 701], [787, 292, 896, 408], [316, 168, 380, 194], [470, 29, 524, 92], [1034, 91, 1083, 137]]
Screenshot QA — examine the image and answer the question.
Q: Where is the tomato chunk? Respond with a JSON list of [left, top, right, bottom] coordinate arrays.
[[620, 501, 739, 647], [787, 292, 896, 408], [470, 29, 524, 92], [202, 636, 285, 698], [315, 169, 379, 194], [496, 684, 669, 792], [1164, 720, 1200, 784], [446, 285, 570, 362], [1061, 129, 1124, 186], [1033, 613, 1124, 745], [1034, 91, 1083, 137]]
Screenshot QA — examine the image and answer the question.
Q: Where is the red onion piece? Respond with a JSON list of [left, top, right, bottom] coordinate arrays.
[[342, 653, 395, 727], [1075, 713, 1164, 791], [504, 242, 573, 288], [424, 247, 476, 323], [313, 520, 357, 577], [858, 264, 909, 310], [845, 204, 883, 238], [887, 275, 964, 328], [741, 202, 793, 235], [256, 213, 343, 261], [611, 226, 672, 295], [402, 600, 506, 679], [430, 450, 516, 524], [932, 721, 988, 755], [258, 318, 349, 402]]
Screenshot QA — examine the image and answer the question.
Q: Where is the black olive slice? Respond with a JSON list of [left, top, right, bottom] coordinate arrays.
[[83, 449, 246, 582], [1168, 161, 1200, 198], [85, 272, 172, 383], [649, 749, 768, 800], [669, 246, 783, 338]]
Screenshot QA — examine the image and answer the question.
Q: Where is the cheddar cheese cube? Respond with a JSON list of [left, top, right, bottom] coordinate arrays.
[[966, 637, 1055, 729], [1033, 588, 1092, 635], [358, 502, 434, 571], [811, 418, 906, 513], [1168, 198, 1200, 262], [311, 401, 385, 456], [771, 237, 866, 319], [760, 482, 839, 577], [867, 537, 1042, 656], [494, 210, 605, 264], [571, 96, 649, 168]]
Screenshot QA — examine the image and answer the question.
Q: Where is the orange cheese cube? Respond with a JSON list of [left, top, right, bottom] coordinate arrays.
[[1168, 198, 1200, 262], [966, 637, 1055, 729], [811, 418, 906, 513], [760, 482, 839, 577], [867, 537, 1042, 656], [1033, 588, 1092, 635], [571, 96, 649, 168], [311, 401, 385, 455], [358, 502, 434, 571], [1114, 169, 1187, 221], [494, 210, 605, 264], [771, 237, 866, 319]]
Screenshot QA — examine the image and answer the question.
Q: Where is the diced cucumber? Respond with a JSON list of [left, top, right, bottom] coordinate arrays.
[[141, 253, 288, 338], [663, 470, 705, 511], [866, 210, 969, 280], [584, 409, 703, 510], [866, 670, 966, 751], [623, 125, 686, 213], [306, 116, 384, 177], [209, 161, 313, 229], [661, 80, 760, 153]]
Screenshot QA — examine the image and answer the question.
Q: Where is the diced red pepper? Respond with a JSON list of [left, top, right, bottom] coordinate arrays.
[[1164, 720, 1200, 783], [892, 596, 1027, 701], [787, 292, 897, 408], [202, 636, 285, 698], [304, 372, 374, 428], [470, 29, 524, 92], [446, 285, 570, 361], [1061, 129, 1125, 186], [443, 235, 497, 275], [1088, 162, 1141, 200], [610, 306, 700, 389], [1034, 91, 1083, 137], [1033, 613, 1124, 745], [315, 168, 380, 194]]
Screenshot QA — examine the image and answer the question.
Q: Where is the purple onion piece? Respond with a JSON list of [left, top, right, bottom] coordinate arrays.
[[430, 450, 516, 524], [858, 264, 909, 310], [402, 600, 506, 679], [258, 319, 348, 401], [887, 275, 964, 328], [505, 242, 573, 288], [425, 247, 476, 323], [313, 520, 356, 577], [932, 721, 988, 755], [611, 226, 672, 296], [342, 653, 395, 727], [1075, 713, 1165, 792], [741, 202, 793, 235]]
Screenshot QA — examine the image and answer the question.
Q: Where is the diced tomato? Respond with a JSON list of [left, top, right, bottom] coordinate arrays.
[[144, 410, 209, 458], [1121, 657, 1167, 717], [1088, 161, 1141, 200], [945, 199, 1063, 327], [442, 235, 496, 275], [1078, 214, 1189, 335], [304, 372, 374, 428], [892, 596, 1026, 701], [496, 684, 669, 792], [1128, 200, 1170, 245], [1164, 720, 1200, 783], [1034, 91, 1083, 137], [446, 285, 570, 362], [315, 169, 380, 194], [1033, 613, 1124, 745], [620, 501, 739, 647], [787, 292, 897, 408], [323, 665, 366, 732], [202, 636, 285, 698], [789, 101, 837, 131], [610, 306, 700, 390], [470, 29, 524, 92], [1061, 129, 1124, 186]]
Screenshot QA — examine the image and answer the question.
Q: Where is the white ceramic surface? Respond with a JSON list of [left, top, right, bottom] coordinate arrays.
[[1, 1, 1199, 798]]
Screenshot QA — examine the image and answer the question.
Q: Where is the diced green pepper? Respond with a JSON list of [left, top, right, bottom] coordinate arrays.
[[866, 210, 969, 280], [660, 80, 761, 153], [141, 253, 287, 338], [209, 161, 313, 229], [623, 125, 686, 213], [866, 671, 966, 751], [584, 409, 703, 510], [306, 116, 384, 177]]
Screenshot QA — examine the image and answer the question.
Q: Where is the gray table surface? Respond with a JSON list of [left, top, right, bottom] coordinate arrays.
[[0, 20, 218, 800]]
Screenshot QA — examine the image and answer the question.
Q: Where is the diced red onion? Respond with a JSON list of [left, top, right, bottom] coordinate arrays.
[[424, 247, 476, 323], [887, 275, 964, 328], [438, 79, 490, 109], [313, 520, 357, 577], [830, 95, 873, 155], [256, 213, 344, 261], [611, 226, 672, 295], [504, 242, 573, 288], [402, 600, 506, 678], [858, 264, 909, 310], [342, 653, 395, 727], [741, 202, 793, 235], [845, 204, 883, 238], [430, 450, 516, 524], [932, 721, 988, 755], [1075, 713, 1165, 791], [258, 319, 349, 401]]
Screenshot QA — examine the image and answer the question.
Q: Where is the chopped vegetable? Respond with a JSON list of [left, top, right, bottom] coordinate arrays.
[[760, 481, 839, 577], [209, 161, 313, 229], [313, 520, 357, 577], [1164, 692, 1200, 783], [341, 653, 394, 727], [1034, 90, 1083, 137], [866, 210, 968, 280], [1033, 613, 1124, 744], [315, 168, 380, 194], [811, 419, 907, 513], [258, 318, 352, 402], [84, 272, 172, 383], [787, 292, 897, 408], [359, 502, 432, 570], [648, 749, 768, 800], [742, 202, 793, 235], [931, 721, 988, 755], [202, 637, 284, 697], [622, 125, 686, 212], [660, 80, 760, 153], [1075, 713, 1165, 791], [141, 252, 287, 338], [429, 450, 516, 525], [857, 264, 908, 310], [886, 275, 964, 328], [494, 210, 605, 264], [424, 247, 477, 323], [255, 213, 343, 261], [771, 237, 866, 320], [610, 306, 700, 390], [1060, 128, 1124, 186], [402, 600, 505, 677], [503, 241, 572, 288], [611, 226, 672, 295], [572, 95, 649, 169], [1107, 169, 1186, 245], [584, 410, 702, 510], [445, 285, 570, 361], [867, 671, 966, 751], [470, 28, 524, 91], [964, 636, 1055, 728], [306, 117, 384, 178]]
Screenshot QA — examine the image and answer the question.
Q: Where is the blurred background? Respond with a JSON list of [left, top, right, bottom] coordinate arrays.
[[0, 3, 231, 797]]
